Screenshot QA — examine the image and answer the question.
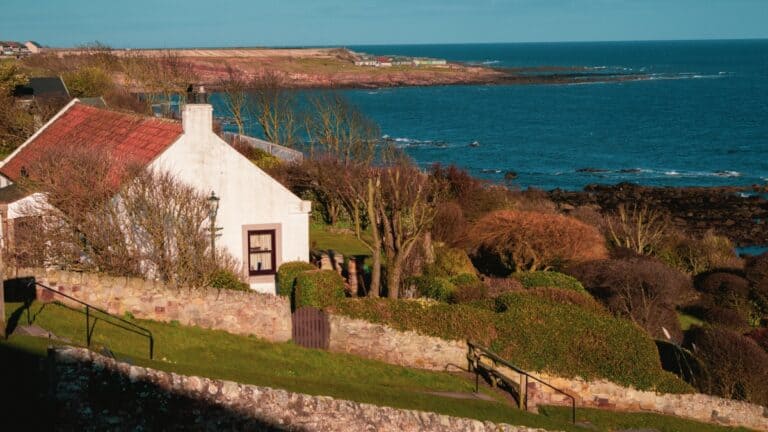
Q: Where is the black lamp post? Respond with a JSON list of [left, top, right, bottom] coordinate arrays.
[[207, 191, 220, 262]]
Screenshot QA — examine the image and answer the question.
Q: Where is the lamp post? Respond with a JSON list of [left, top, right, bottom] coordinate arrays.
[[207, 191, 220, 263]]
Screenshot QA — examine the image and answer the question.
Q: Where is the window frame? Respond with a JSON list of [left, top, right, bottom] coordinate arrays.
[[246, 229, 277, 276]]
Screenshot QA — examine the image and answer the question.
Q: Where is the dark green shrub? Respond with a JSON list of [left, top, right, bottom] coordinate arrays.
[[450, 273, 481, 286], [294, 270, 346, 309], [513, 271, 588, 295], [331, 293, 691, 393], [426, 246, 477, 277], [414, 275, 456, 302], [208, 269, 249, 291], [490, 292, 691, 393], [277, 261, 316, 297], [331, 298, 498, 345], [525, 287, 607, 315]]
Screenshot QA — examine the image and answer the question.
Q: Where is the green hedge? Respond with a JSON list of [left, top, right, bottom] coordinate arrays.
[[208, 269, 249, 291], [331, 293, 692, 394], [513, 271, 588, 295], [426, 246, 477, 277], [414, 276, 456, 302], [277, 261, 317, 297], [294, 270, 346, 309]]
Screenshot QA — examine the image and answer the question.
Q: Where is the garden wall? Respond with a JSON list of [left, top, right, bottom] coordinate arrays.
[[14, 267, 291, 342], [50, 346, 547, 432], [328, 315, 467, 371], [327, 314, 768, 431]]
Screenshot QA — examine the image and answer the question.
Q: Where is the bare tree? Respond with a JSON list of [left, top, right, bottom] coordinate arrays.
[[218, 64, 249, 134], [305, 92, 380, 163], [377, 163, 442, 298], [606, 204, 669, 255], [248, 71, 297, 147]]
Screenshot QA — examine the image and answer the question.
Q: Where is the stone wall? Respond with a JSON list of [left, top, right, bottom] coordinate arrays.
[[15, 267, 291, 342], [327, 315, 768, 431], [524, 371, 768, 431], [51, 346, 551, 432], [328, 315, 467, 371]]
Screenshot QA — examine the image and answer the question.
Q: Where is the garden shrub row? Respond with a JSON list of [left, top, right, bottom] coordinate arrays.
[[414, 273, 487, 303], [331, 293, 692, 394], [294, 270, 346, 309], [513, 271, 588, 295], [277, 261, 317, 297]]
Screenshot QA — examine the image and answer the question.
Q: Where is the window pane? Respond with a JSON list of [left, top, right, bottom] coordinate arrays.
[[249, 251, 273, 272], [249, 233, 272, 251]]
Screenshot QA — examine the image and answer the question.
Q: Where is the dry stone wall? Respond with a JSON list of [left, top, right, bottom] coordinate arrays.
[[328, 314, 467, 371], [327, 315, 768, 431], [51, 346, 552, 432], [15, 267, 291, 342]]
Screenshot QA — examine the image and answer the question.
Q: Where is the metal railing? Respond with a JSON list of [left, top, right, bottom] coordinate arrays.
[[467, 340, 576, 424], [27, 281, 154, 359]]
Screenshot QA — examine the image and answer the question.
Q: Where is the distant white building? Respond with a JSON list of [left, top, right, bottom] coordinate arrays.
[[24, 41, 43, 53], [0, 97, 311, 294]]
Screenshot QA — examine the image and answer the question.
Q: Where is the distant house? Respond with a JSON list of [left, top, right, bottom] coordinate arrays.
[[0, 96, 311, 293], [0, 41, 30, 57], [24, 41, 43, 54]]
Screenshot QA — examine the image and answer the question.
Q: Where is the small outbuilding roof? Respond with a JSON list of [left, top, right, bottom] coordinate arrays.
[[0, 102, 184, 185], [13, 77, 70, 99]]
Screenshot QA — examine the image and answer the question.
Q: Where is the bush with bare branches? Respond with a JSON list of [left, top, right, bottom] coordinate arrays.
[[12, 145, 241, 288], [567, 257, 694, 341], [469, 210, 608, 274], [605, 204, 669, 255]]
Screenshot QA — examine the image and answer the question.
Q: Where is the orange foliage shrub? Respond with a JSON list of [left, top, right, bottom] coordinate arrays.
[[469, 210, 608, 273]]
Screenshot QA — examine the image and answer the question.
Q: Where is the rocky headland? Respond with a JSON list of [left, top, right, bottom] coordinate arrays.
[[549, 182, 768, 247]]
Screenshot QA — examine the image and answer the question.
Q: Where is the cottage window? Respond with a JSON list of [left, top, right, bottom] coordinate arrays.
[[247, 230, 276, 275]]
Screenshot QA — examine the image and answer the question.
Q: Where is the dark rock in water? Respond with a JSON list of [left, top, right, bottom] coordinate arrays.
[[504, 171, 518, 180], [618, 168, 642, 174], [469, 141, 480, 147], [549, 183, 768, 247], [576, 167, 609, 173]]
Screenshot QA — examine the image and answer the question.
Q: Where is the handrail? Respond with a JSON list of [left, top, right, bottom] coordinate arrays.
[[28, 281, 154, 359], [467, 340, 576, 424]]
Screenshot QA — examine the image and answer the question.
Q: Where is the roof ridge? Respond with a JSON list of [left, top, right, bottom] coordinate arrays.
[[72, 101, 182, 125]]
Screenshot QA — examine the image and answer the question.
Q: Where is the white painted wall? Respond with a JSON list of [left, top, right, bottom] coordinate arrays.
[[151, 104, 311, 293]]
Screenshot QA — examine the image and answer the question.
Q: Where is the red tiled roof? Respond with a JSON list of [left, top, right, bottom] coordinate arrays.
[[0, 102, 183, 184]]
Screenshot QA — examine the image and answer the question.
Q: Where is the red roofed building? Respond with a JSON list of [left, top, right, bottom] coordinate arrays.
[[0, 98, 311, 294]]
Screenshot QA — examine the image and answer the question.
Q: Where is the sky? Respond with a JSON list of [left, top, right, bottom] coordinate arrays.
[[2, 0, 766, 48]]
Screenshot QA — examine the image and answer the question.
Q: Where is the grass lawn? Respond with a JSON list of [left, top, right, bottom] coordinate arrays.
[[1, 301, 754, 432], [540, 406, 753, 432], [310, 223, 372, 257]]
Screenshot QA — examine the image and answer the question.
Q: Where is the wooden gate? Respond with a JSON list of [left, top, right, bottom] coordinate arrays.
[[292, 307, 330, 349]]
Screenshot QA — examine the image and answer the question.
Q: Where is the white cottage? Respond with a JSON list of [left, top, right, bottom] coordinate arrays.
[[0, 98, 311, 294]]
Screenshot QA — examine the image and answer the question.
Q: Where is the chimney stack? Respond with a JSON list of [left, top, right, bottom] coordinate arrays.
[[182, 85, 213, 135]]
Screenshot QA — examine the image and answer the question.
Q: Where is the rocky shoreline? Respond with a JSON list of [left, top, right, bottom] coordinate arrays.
[[549, 182, 768, 248]]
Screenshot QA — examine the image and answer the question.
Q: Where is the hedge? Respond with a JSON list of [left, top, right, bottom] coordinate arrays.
[[294, 270, 346, 309], [208, 269, 249, 291], [513, 271, 588, 295], [413, 275, 454, 302], [277, 261, 317, 297], [426, 246, 477, 277], [331, 293, 692, 394]]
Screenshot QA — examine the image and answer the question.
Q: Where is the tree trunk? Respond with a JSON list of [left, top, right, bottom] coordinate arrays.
[[366, 178, 382, 297], [370, 248, 381, 298], [386, 256, 403, 299]]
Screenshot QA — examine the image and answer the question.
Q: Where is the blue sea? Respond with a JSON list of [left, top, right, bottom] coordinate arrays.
[[216, 40, 768, 191]]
